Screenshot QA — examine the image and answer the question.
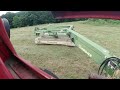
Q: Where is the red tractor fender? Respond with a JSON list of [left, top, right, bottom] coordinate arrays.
[[0, 18, 56, 79]]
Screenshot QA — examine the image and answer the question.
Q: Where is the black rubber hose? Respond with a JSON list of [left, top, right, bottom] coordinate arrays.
[[98, 58, 111, 75], [98, 57, 120, 75]]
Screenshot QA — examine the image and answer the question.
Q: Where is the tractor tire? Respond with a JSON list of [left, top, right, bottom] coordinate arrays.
[[2, 18, 10, 38]]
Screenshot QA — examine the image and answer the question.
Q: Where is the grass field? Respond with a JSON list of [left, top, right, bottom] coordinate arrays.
[[10, 21, 120, 79]]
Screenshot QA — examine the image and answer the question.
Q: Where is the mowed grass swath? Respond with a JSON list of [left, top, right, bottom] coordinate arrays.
[[10, 21, 120, 79]]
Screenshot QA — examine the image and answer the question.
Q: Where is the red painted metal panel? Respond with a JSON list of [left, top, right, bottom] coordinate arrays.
[[9, 60, 40, 79], [14, 55, 56, 79], [0, 38, 10, 62], [52, 11, 120, 20], [0, 18, 56, 79], [0, 58, 14, 79], [0, 19, 17, 56]]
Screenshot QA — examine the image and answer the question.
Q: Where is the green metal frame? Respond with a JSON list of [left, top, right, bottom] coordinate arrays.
[[34, 25, 119, 77], [34, 25, 114, 64], [34, 25, 74, 37], [67, 29, 113, 64]]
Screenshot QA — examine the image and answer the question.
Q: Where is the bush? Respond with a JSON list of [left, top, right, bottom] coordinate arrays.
[[84, 18, 120, 26]]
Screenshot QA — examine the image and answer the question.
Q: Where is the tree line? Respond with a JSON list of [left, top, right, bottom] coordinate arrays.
[[1, 11, 85, 28], [2, 11, 118, 28]]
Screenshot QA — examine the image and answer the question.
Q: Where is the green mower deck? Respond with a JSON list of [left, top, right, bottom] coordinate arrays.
[[34, 25, 75, 46], [34, 24, 120, 78], [34, 25, 113, 63]]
